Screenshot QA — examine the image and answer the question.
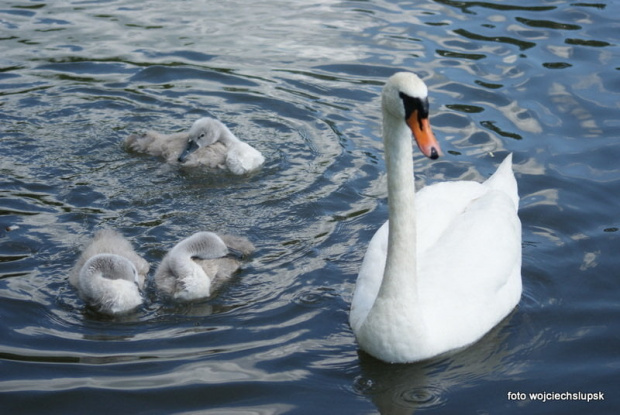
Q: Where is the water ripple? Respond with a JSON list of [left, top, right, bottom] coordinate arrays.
[[1, 0, 619, 414]]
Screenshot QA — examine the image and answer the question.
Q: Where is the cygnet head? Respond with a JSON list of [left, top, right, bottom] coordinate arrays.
[[382, 72, 442, 159], [83, 254, 140, 283], [178, 117, 230, 163], [78, 253, 143, 315], [179, 231, 230, 260]]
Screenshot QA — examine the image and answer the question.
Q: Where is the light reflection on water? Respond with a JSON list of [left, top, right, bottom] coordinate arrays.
[[1, 0, 619, 413]]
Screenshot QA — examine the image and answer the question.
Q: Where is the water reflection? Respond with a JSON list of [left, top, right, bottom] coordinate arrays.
[[353, 312, 528, 414]]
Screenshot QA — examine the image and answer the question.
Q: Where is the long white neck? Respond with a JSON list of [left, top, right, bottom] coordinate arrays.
[[169, 245, 196, 277], [379, 112, 418, 300], [353, 95, 425, 362], [217, 123, 240, 146]]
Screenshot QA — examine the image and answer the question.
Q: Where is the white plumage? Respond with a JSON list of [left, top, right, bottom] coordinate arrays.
[[69, 229, 150, 315], [350, 72, 522, 363], [154, 232, 255, 301]]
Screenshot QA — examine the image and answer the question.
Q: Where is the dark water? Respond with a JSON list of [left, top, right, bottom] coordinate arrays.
[[1, 0, 619, 413]]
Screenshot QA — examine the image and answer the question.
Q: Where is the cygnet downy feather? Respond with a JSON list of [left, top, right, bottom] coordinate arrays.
[[69, 229, 150, 315], [125, 117, 264, 175], [154, 231, 255, 301]]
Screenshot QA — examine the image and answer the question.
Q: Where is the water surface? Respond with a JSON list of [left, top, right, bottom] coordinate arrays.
[[1, 0, 619, 414]]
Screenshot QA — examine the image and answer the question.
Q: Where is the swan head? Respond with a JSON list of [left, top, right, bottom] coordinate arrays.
[[178, 117, 228, 163], [78, 253, 143, 315], [382, 72, 442, 159]]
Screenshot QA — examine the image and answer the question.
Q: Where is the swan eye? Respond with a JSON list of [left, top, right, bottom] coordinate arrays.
[[199, 133, 205, 139], [399, 92, 429, 120]]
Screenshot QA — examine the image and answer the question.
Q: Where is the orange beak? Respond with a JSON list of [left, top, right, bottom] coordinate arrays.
[[406, 110, 442, 159]]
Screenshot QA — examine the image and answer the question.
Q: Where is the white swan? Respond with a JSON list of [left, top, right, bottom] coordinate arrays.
[[125, 117, 265, 175], [154, 232, 255, 301], [349, 72, 522, 363], [69, 229, 150, 315]]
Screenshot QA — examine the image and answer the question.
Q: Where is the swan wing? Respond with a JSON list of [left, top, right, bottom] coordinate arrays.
[[416, 155, 521, 349], [417, 184, 521, 350], [350, 221, 388, 332]]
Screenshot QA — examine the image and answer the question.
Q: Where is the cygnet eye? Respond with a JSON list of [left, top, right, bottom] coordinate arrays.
[[199, 133, 205, 139]]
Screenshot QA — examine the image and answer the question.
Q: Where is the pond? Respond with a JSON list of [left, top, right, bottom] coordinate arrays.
[[1, 0, 619, 413]]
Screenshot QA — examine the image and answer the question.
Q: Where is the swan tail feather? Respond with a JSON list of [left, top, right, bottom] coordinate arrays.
[[483, 153, 518, 209]]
